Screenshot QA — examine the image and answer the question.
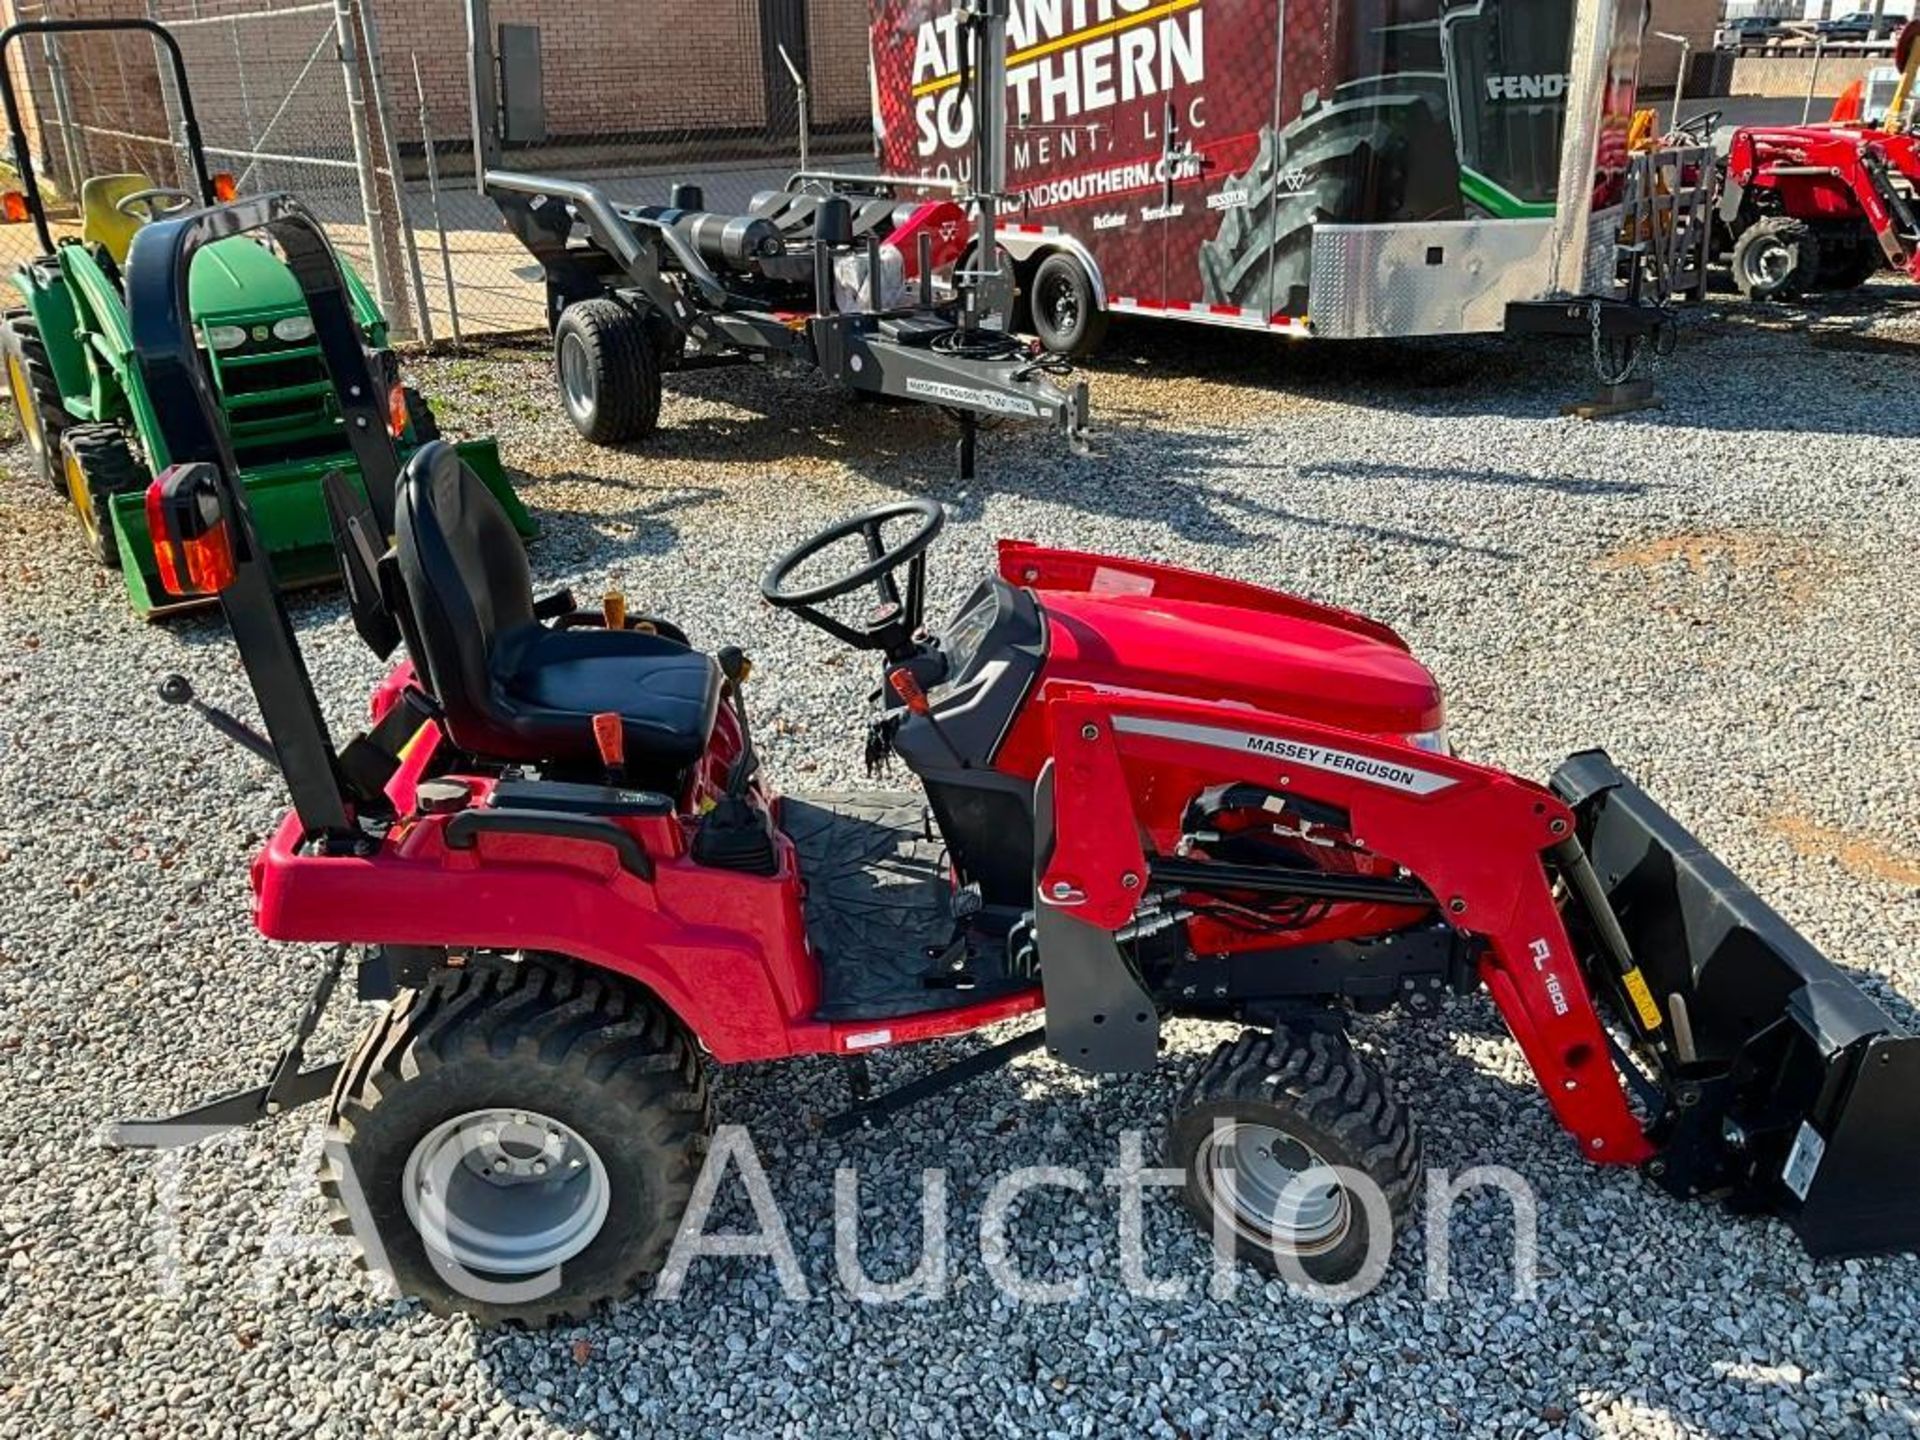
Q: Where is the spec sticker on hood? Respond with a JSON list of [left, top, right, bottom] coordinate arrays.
[[1111, 717, 1457, 796]]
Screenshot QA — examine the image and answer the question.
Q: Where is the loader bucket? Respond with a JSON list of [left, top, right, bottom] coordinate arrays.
[[1552, 751, 1920, 1260], [107, 438, 530, 618]]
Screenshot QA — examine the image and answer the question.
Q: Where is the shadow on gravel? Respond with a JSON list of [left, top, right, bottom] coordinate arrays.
[[1091, 300, 1920, 441], [1297, 459, 1652, 499], [908, 427, 1526, 558]]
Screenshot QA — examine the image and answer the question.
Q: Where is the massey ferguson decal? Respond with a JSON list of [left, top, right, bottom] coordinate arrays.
[[1110, 716, 1458, 796], [870, 0, 1585, 324]]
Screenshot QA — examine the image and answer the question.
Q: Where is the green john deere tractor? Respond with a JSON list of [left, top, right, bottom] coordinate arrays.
[[0, 17, 530, 615]]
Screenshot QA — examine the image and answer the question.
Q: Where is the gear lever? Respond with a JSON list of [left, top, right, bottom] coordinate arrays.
[[717, 647, 758, 797]]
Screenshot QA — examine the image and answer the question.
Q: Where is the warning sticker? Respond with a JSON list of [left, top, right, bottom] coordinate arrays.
[[1781, 1121, 1827, 1202]]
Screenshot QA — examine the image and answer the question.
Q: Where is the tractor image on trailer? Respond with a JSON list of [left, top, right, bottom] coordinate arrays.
[[872, 0, 1692, 356]]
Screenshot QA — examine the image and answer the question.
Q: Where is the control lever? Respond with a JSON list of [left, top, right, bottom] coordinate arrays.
[[716, 646, 758, 798], [888, 668, 967, 768], [157, 673, 277, 765], [591, 711, 626, 786]]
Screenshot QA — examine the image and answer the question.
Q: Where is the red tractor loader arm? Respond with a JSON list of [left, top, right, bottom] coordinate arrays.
[[1036, 688, 1655, 1164]]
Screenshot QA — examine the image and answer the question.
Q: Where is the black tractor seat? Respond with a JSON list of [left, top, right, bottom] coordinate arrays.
[[394, 442, 721, 779]]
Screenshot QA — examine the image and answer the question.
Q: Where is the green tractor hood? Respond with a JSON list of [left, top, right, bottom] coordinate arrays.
[[188, 235, 383, 332]]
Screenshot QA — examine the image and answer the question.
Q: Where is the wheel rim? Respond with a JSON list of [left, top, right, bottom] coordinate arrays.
[[401, 1108, 611, 1276], [1196, 1120, 1351, 1254], [1747, 239, 1794, 291], [1041, 272, 1079, 336], [558, 332, 596, 420], [64, 449, 100, 545], [8, 354, 41, 456]]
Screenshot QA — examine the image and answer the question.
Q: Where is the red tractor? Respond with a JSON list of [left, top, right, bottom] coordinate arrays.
[[1704, 21, 1920, 299], [109, 195, 1920, 1325]]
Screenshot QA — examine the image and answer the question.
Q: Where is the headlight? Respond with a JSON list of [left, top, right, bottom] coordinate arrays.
[[205, 324, 247, 352], [271, 315, 315, 343], [1404, 727, 1450, 755]]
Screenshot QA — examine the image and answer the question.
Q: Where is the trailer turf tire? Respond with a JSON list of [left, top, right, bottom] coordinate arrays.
[[1028, 251, 1107, 359], [1730, 217, 1817, 300], [402, 386, 441, 442], [553, 298, 662, 444], [1168, 1026, 1419, 1286], [3, 312, 71, 493], [320, 953, 710, 1326], [58, 424, 149, 568]]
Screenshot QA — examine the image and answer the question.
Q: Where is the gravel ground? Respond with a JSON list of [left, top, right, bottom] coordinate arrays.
[[2, 282, 1918, 1440]]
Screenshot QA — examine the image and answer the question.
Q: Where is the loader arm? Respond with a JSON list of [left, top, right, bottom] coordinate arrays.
[[1036, 689, 1656, 1164]]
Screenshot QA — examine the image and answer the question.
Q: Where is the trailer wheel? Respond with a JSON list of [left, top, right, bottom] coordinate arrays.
[[2, 312, 71, 493], [1168, 1026, 1419, 1286], [1029, 252, 1107, 359], [59, 424, 149, 569], [1730, 217, 1817, 300], [553, 298, 662, 444], [320, 952, 710, 1326]]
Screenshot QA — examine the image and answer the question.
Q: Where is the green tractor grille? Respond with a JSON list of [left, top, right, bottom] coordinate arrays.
[[202, 319, 349, 462]]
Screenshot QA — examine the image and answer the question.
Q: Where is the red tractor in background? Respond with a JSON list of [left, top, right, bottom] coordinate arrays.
[[1704, 20, 1920, 299]]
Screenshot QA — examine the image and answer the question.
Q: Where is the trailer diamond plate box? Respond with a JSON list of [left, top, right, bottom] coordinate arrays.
[[1308, 219, 1555, 339]]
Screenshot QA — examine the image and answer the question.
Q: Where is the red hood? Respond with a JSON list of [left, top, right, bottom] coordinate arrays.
[[1036, 590, 1444, 737]]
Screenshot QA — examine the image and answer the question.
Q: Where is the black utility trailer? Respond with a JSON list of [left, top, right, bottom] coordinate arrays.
[[465, 0, 1086, 479]]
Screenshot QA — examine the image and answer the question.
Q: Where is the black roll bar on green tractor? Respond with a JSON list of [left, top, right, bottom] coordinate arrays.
[[0, 17, 216, 254]]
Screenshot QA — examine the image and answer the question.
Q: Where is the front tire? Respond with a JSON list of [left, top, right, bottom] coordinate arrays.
[[58, 423, 149, 568], [553, 297, 662, 444], [1168, 1026, 1419, 1286], [1730, 217, 1817, 301], [321, 953, 710, 1326]]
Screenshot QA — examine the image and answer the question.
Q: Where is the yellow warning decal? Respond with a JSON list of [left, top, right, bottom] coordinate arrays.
[[1622, 967, 1664, 1031]]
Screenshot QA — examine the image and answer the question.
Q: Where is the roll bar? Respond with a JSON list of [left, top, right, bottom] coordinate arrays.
[[0, 18, 215, 254], [127, 194, 398, 846]]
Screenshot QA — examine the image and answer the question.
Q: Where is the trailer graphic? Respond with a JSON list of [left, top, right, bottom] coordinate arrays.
[[870, 0, 1651, 354]]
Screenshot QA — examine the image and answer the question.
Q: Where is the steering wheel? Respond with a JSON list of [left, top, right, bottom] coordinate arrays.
[[760, 498, 945, 654], [1673, 110, 1722, 143], [116, 187, 200, 223]]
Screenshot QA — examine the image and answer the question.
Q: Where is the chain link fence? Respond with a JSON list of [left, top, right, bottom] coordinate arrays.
[[0, 0, 877, 340]]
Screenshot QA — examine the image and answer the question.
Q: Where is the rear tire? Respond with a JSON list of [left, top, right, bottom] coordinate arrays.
[[553, 297, 662, 444], [1168, 1026, 1419, 1286], [2, 312, 71, 492], [1029, 252, 1107, 359], [1730, 217, 1817, 300], [58, 423, 149, 569], [320, 952, 710, 1326]]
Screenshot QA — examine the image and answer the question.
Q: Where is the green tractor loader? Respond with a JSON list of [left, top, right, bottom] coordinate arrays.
[[0, 17, 530, 616]]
